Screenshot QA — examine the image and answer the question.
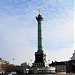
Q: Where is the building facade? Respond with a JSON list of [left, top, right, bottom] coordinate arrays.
[[66, 50, 75, 73], [49, 61, 66, 73], [71, 50, 75, 60]]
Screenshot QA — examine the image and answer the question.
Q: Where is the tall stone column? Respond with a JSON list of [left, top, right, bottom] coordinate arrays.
[[32, 12, 46, 67], [36, 13, 43, 52]]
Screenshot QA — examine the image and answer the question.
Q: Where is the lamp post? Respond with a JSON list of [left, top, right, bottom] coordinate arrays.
[[48, 60, 50, 64], [30, 60, 32, 66], [13, 59, 14, 65]]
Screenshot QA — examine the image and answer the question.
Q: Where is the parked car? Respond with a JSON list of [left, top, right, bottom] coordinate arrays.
[[4, 72, 12, 75]]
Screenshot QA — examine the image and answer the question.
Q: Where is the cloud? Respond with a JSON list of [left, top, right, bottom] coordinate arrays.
[[43, 17, 73, 42], [0, 44, 35, 65], [0, 14, 37, 65], [42, 9, 74, 50], [46, 44, 74, 63], [0, 0, 74, 65]]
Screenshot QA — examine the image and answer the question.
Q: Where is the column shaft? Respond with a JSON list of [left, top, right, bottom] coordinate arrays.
[[38, 21, 42, 51]]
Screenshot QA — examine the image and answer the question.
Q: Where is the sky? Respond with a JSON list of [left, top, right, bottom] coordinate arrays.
[[0, 0, 74, 65]]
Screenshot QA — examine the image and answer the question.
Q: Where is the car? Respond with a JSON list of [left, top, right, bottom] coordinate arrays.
[[4, 72, 12, 75], [8, 73, 12, 75]]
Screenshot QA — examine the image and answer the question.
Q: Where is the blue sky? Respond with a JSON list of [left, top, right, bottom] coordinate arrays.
[[0, 0, 74, 65]]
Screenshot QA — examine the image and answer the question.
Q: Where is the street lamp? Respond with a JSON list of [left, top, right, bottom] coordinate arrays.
[[48, 60, 50, 64], [30, 60, 32, 66], [13, 59, 14, 65]]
